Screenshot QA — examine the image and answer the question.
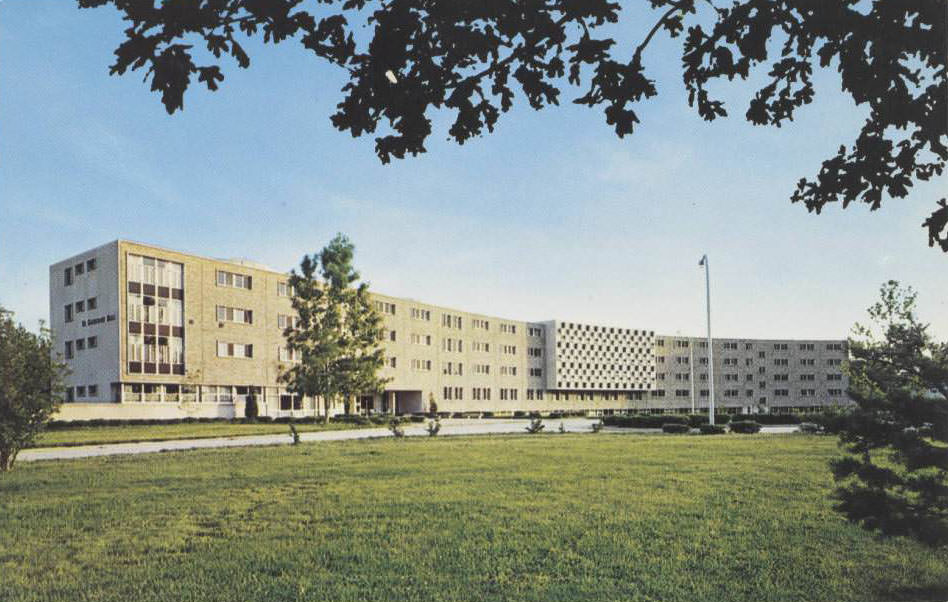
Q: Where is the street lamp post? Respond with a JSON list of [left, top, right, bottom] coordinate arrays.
[[699, 255, 714, 425]]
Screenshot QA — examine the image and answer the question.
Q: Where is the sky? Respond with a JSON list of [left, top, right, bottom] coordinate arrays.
[[1, 1, 945, 341]]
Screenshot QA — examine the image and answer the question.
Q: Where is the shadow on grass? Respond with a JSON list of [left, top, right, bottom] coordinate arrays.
[[873, 582, 948, 602]]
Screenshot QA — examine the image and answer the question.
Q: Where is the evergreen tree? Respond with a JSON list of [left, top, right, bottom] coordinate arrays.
[[831, 281, 948, 546], [279, 235, 388, 423], [0, 308, 68, 472]]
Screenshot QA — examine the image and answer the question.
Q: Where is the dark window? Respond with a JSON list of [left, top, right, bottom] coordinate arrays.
[[86, 258, 97, 271], [64, 267, 73, 286]]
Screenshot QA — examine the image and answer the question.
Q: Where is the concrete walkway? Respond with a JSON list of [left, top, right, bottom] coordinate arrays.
[[19, 419, 801, 463]]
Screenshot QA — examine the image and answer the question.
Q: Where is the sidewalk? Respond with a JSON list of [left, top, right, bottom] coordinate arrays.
[[18, 419, 800, 463]]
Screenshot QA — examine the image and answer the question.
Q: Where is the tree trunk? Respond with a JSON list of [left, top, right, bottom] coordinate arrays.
[[323, 396, 331, 425], [0, 447, 16, 472]]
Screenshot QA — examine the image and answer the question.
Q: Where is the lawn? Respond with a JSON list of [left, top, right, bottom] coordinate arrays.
[[33, 420, 378, 447], [1, 435, 945, 601]]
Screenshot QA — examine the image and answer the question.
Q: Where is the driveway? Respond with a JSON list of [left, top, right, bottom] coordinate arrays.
[[19, 419, 801, 463]]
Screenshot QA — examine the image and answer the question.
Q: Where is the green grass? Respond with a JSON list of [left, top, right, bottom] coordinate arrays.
[[33, 421, 377, 447], [1, 435, 945, 601]]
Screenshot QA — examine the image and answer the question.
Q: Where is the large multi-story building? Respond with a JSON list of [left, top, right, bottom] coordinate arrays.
[[49, 240, 851, 421]]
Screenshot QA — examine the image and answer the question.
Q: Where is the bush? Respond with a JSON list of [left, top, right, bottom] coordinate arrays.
[[591, 421, 604, 433], [408, 415, 426, 423], [662, 423, 691, 434], [698, 424, 726, 435], [388, 418, 405, 437], [426, 419, 441, 437], [686, 414, 732, 427], [799, 422, 822, 434], [744, 413, 801, 425], [809, 410, 852, 434], [513, 411, 527, 418], [244, 396, 259, 419], [603, 414, 689, 429], [730, 420, 762, 434]]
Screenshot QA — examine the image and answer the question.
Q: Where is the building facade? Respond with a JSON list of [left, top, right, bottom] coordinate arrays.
[[49, 241, 851, 420]]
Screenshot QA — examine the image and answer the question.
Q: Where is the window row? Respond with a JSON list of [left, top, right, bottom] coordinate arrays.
[[64, 336, 99, 358], [127, 293, 184, 326], [216, 269, 252, 290], [127, 334, 184, 363], [64, 297, 99, 322], [128, 254, 183, 288], [217, 305, 253, 324], [65, 384, 98, 401], [217, 341, 253, 358], [411, 307, 432, 321], [64, 257, 98, 286]]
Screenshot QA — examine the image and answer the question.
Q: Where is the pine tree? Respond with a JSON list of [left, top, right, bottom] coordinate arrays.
[[279, 235, 388, 423], [831, 281, 948, 546]]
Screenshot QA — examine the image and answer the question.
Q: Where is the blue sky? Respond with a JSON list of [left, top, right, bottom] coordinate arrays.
[[1, 1, 945, 340]]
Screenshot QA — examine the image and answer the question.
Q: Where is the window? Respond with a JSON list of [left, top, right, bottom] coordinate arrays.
[[722, 342, 738, 350], [87, 336, 98, 349], [87, 297, 98, 311], [389, 330, 397, 342], [799, 374, 815, 381], [529, 367, 542, 377], [500, 323, 516, 334], [411, 359, 432, 372], [474, 364, 490, 375], [676, 340, 689, 348], [411, 308, 431, 321], [216, 270, 252, 290], [828, 388, 844, 396], [800, 358, 815, 366], [473, 318, 490, 330], [65, 341, 73, 359], [76, 386, 86, 398], [827, 373, 843, 381], [442, 314, 462, 329], [826, 358, 843, 366], [217, 341, 253, 358], [774, 358, 789, 366], [528, 347, 542, 357], [64, 304, 73, 323], [374, 301, 396, 315], [64, 267, 73, 286], [216, 305, 253, 324], [75, 338, 86, 351], [826, 343, 844, 351], [86, 258, 97, 271], [279, 346, 301, 362], [75, 262, 85, 276], [277, 282, 295, 297], [88, 384, 98, 397], [500, 366, 517, 376], [388, 357, 397, 368], [799, 343, 815, 351], [501, 344, 516, 355], [528, 326, 543, 337], [800, 388, 816, 397], [75, 300, 85, 313], [278, 314, 298, 329], [773, 343, 788, 351]]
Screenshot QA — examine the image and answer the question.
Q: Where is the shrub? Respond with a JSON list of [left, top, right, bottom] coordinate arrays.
[[408, 415, 426, 423], [686, 414, 732, 427], [603, 414, 690, 429], [662, 423, 691, 434], [288, 424, 300, 445], [369, 416, 388, 425], [798, 422, 822, 434], [730, 420, 762, 434], [525, 418, 545, 434], [558, 422, 567, 434], [482, 412, 494, 418], [513, 411, 527, 418], [699, 424, 726, 435], [244, 396, 259, 419], [809, 410, 852, 434], [426, 419, 441, 437], [744, 413, 801, 425], [388, 418, 405, 437], [591, 421, 604, 433]]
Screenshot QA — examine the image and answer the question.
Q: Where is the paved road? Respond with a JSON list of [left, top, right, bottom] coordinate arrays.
[[19, 419, 801, 463]]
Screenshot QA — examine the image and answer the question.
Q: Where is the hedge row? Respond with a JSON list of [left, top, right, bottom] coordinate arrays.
[[729, 421, 763, 434], [661, 423, 691, 434]]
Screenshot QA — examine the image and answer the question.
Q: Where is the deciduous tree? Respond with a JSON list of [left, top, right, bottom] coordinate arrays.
[[0, 308, 68, 472], [279, 234, 388, 423], [832, 281, 948, 546], [80, 0, 947, 249]]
